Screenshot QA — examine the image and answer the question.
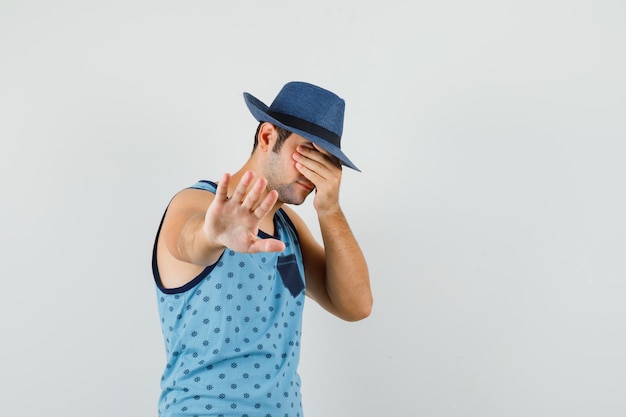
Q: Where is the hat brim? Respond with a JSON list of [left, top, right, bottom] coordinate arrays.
[[244, 92, 360, 172]]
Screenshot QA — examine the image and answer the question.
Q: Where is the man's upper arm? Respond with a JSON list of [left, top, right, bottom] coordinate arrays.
[[160, 188, 215, 262]]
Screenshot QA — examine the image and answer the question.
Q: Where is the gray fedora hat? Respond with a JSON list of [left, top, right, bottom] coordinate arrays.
[[243, 81, 360, 171]]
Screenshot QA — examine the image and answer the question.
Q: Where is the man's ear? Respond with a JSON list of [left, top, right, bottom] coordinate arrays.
[[257, 122, 276, 153]]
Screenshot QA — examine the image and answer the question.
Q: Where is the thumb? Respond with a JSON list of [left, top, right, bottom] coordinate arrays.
[[249, 238, 286, 254]]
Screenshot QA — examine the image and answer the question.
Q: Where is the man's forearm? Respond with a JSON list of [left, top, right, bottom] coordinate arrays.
[[176, 213, 225, 266], [318, 209, 373, 321]]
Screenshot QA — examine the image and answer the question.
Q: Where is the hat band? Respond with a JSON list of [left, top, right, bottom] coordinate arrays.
[[267, 111, 341, 147]]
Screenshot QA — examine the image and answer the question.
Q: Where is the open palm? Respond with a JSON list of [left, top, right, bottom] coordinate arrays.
[[203, 171, 286, 254]]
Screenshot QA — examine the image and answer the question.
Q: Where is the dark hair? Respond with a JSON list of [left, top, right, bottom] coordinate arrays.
[[252, 122, 292, 154]]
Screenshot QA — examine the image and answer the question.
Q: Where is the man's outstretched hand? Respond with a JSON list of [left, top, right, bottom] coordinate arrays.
[[203, 171, 286, 254]]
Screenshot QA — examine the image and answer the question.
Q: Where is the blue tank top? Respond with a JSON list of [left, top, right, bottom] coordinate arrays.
[[152, 180, 306, 417]]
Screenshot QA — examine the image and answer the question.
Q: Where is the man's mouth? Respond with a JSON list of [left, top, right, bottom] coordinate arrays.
[[297, 181, 315, 192]]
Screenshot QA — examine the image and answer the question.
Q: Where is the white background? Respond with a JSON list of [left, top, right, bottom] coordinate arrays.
[[1, 1, 625, 416]]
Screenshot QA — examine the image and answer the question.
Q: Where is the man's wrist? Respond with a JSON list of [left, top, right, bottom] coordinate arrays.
[[316, 204, 344, 219]]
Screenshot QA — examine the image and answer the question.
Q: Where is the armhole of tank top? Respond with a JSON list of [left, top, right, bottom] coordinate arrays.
[[153, 181, 222, 295], [276, 208, 301, 245], [152, 180, 288, 294]]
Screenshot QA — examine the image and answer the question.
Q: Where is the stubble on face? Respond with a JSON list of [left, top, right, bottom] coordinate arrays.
[[264, 150, 312, 206]]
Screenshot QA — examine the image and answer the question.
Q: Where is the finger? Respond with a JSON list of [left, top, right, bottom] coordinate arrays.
[[295, 144, 323, 163], [253, 189, 279, 218], [215, 173, 231, 202], [295, 145, 337, 174], [295, 160, 323, 183], [241, 177, 268, 211], [249, 237, 286, 253], [294, 147, 327, 177], [293, 148, 323, 175], [230, 170, 255, 203], [310, 143, 341, 167]]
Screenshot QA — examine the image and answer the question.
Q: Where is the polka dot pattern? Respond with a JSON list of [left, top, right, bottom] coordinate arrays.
[[153, 181, 306, 417]]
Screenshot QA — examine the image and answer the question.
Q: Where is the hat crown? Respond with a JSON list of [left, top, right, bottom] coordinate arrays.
[[268, 82, 345, 138]]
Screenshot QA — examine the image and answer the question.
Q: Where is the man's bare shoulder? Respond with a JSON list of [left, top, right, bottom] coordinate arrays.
[[167, 186, 217, 213]]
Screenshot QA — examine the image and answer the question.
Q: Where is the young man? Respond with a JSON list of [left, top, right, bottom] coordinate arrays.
[[152, 81, 372, 416]]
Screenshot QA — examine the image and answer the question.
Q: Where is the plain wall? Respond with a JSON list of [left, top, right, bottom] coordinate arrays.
[[1, 1, 625, 416]]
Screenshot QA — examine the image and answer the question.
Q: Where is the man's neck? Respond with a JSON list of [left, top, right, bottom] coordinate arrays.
[[228, 163, 284, 223]]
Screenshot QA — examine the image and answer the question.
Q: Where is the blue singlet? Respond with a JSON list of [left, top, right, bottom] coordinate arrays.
[[152, 180, 306, 417]]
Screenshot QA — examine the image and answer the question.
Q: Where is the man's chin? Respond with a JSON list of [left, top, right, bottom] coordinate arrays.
[[279, 192, 310, 206], [281, 196, 307, 206], [275, 186, 308, 205]]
